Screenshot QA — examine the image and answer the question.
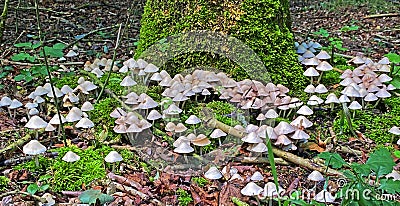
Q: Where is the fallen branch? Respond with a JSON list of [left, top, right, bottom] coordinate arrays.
[[113, 182, 164, 206], [236, 157, 289, 165], [363, 13, 400, 19], [61, 191, 83, 197], [107, 172, 142, 190], [0, 190, 46, 202], [0, 133, 31, 155], [200, 108, 343, 177], [0, 59, 84, 66]]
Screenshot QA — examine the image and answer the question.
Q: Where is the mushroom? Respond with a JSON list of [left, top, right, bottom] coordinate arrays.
[[62, 151, 80, 163], [388, 126, 400, 144], [8, 99, 23, 119], [204, 166, 223, 180], [241, 182, 263, 204], [250, 171, 264, 181], [307, 170, 325, 189], [185, 115, 201, 134], [173, 141, 194, 163], [25, 116, 48, 138], [210, 129, 227, 146], [314, 190, 335, 203], [261, 182, 284, 204], [105, 151, 123, 173], [303, 67, 319, 84], [348, 101, 362, 118], [191, 134, 211, 155], [146, 109, 162, 125], [23, 140, 46, 167]]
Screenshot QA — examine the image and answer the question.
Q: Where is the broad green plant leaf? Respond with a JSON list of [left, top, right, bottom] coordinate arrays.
[[318, 152, 347, 169], [14, 42, 32, 48], [378, 179, 400, 194], [390, 76, 400, 89], [384, 53, 400, 64], [27, 183, 39, 195], [79, 189, 114, 205], [11, 53, 36, 62], [366, 148, 395, 177]]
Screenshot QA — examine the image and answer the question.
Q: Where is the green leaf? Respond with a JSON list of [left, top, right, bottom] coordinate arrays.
[[39, 184, 49, 191], [27, 183, 39, 195], [394, 150, 400, 158], [0, 72, 8, 79], [39, 174, 52, 182], [41, 46, 64, 58], [351, 163, 371, 177], [366, 148, 395, 177], [14, 42, 32, 48], [52, 43, 66, 50], [378, 179, 400, 194], [14, 74, 26, 81], [318, 152, 347, 168], [385, 53, 400, 64], [79, 189, 114, 205], [32, 42, 42, 49], [11, 53, 31, 61], [390, 76, 400, 89]]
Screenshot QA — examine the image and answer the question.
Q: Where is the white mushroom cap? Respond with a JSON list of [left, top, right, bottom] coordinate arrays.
[[173, 141, 194, 154], [0, 96, 12, 106], [147, 110, 162, 121], [314, 190, 335, 203], [242, 132, 263, 143], [62, 151, 80, 162], [241, 182, 263, 196], [210, 129, 227, 138], [150, 73, 163, 81], [185, 115, 201, 124], [291, 129, 310, 140], [65, 50, 78, 57], [348, 101, 362, 110], [389, 126, 400, 135], [303, 67, 319, 77], [307, 170, 325, 181], [9, 99, 23, 109], [385, 170, 400, 180], [110, 108, 127, 118], [274, 121, 295, 135], [297, 105, 313, 116], [75, 117, 94, 128], [29, 108, 40, 116], [25, 116, 48, 129], [23, 140, 46, 155], [325, 93, 339, 104], [262, 182, 284, 198], [291, 116, 313, 128], [304, 84, 315, 94], [25, 102, 38, 109], [33, 86, 48, 96], [66, 107, 83, 122], [81, 101, 94, 112], [45, 123, 56, 132], [339, 94, 350, 103], [250, 171, 264, 181], [120, 76, 137, 87], [49, 114, 67, 125], [315, 84, 328, 94], [204, 166, 223, 180], [104, 151, 123, 163], [61, 85, 73, 94], [265, 109, 279, 119], [164, 104, 182, 115]]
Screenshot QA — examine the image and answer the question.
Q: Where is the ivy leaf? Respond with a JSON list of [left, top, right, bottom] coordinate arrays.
[[366, 148, 395, 177], [27, 183, 39, 195], [52, 43, 66, 50], [318, 152, 347, 169], [378, 179, 400, 194], [79, 189, 114, 205]]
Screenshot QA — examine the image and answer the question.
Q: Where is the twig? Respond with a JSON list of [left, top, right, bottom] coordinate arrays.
[[113, 182, 164, 206], [61, 191, 82, 197], [107, 172, 142, 190], [0, 190, 46, 202], [96, 24, 122, 102], [0, 59, 84, 66], [363, 13, 400, 19], [34, 0, 66, 145], [200, 107, 343, 177], [11, 6, 70, 15], [237, 157, 289, 165], [0, 133, 31, 155], [65, 24, 120, 49]]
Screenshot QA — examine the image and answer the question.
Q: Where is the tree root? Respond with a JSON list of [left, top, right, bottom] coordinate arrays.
[[200, 108, 344, 177]]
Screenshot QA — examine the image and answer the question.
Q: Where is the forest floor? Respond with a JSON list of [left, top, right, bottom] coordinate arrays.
[[0, 0, 399, 205]]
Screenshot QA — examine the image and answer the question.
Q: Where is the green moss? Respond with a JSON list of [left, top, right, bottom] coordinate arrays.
[[191, 177, 209, 187], [333, 97, 400, 144], [98, 73, 125, 96], [14, 145, 137, 192], [206, 101, 242, 126], [89, 97, 121, 140], [0, 176, 10, 192], [54, 73, 80, 88], [135, 0, 307, 94]]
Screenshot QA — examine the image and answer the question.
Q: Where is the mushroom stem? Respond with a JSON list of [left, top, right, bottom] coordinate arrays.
[[310, 77, 313, 84], [7, 108, 12, 118], [112, 163, 116, 173], [34, 156, 39, 167], [373, 98, 381, 108], [317, 71, 324, 84]]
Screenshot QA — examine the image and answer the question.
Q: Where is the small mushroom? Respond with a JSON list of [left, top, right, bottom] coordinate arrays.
[[25, 116, 48, 138], [62, 151, 80, 163], [210, 129, 227, 146], [314, 190, 335, 203], [23, 140, 46, 167], [307, 170, 325, 189], [204, 166, 223, 180], [105, 151, 123, 173], [8, 99, 23, 119]]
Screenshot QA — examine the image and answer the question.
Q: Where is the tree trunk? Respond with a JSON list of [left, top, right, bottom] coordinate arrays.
[[135, 0, 306, 93], [0, 0, 10, 43]]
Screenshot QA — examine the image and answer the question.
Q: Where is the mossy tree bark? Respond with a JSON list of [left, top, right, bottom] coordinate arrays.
[[135, 0, 307, 93], [0, 0, 10, 43]]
